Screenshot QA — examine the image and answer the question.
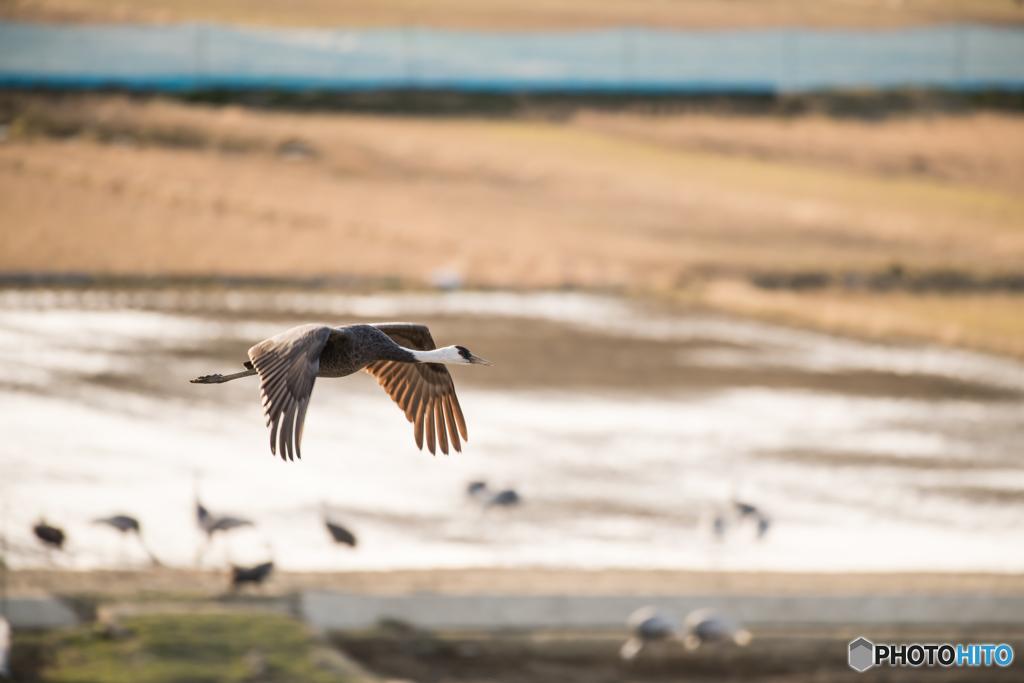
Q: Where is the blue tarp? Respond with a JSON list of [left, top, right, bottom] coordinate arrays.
[[0, 22, 1021, 93]]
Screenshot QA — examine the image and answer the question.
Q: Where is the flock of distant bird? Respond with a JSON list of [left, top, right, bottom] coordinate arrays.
[[26, 480, 529, 589], [29, 489, 768, 590], [29, 499, 360, 590], [621, 605, 752, 661]]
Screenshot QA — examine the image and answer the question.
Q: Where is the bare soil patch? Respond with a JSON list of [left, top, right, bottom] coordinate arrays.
[[1, 93, 1022, 358], [2, 0, 1020, 29]]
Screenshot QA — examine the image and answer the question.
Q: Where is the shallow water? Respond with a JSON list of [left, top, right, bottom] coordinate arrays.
[[2, 289, 1024, 573]]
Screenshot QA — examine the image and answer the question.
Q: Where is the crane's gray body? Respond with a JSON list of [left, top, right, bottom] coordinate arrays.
[[314, 325, 417, 378]]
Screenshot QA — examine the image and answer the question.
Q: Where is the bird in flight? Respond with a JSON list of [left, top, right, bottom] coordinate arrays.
[[192, 323, 492, 460]]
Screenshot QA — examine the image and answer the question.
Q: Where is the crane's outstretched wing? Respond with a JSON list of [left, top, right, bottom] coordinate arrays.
[[365, 323, 468, 455], [248, 323, 333, 461]]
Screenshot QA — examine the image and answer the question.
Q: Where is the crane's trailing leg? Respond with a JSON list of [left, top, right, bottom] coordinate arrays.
[[191, 368, 258, 384]]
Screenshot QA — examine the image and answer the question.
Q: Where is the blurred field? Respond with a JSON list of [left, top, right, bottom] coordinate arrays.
[[10, 612, 368, 683], [12, 616, 1024, 682], [1, 0, 1021, 28], [8, 570, 1024, 682], [1, 93, 1022, 357]]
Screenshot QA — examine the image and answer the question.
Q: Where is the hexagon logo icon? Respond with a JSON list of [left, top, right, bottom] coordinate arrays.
[[849, 637, 874, 672]]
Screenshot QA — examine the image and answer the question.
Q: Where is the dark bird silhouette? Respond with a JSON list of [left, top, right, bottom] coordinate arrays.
[[683, 608, 752, 650], [489, 490, 521, 507], [467, 481, 490, 505], [325, 520, 357, 547], [95, 515, 139, 534], [231, 561, 274, 589], [734, 502, 758, 518], [208, 517, 254, 535], [620, 606, 678, 661], [33, 522, 65, 550], [94, 515, 163, 566], [466, 481, 521, 508], [195, 501, 254, 566], [196, 502, 253, 537], [192, 323, 491, 459], [197, 502, 212, 532], [712, 514, 728, 540], [733, 501, 771, 540]]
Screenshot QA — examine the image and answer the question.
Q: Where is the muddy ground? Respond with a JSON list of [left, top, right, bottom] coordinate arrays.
[[10, 568, 1024, 600], [335, 625, 1024, 683], [2, 92, 1023, 358], [2, 0, 1020, 29]]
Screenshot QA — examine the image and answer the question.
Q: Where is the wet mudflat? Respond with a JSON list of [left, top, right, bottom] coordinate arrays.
[[2, 289, 1024, 574]]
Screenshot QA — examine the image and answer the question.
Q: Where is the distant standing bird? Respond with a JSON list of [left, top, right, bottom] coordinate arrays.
[[712, 514, 728, 540], [489, 490, 520, 507], [467, 481, 490, 504], [325, 520, 357, 547], [208, 517, 254, 535], [33, 521, 65, 550], [191, 323, 492, 460], [733, 501, 771, 540], [195, 501, 254, 566], [196, 502, 253, 538], [620, 606, 679, 661], [95, 515, 139, 534], [197, 502, 213, 532], [756, 515, 771, 539], [94, 515, 163, 566], [682, 608, 752, 650], [231, 561, 274, 589], [734, 502, 758, 519], [466, 482, 521, 508]]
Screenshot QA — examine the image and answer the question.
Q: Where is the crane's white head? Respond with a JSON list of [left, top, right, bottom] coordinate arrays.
[[411, 345, 493, 366]]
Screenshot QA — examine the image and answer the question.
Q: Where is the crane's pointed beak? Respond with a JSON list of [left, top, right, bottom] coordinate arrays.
[[469, 354, 493, 366]]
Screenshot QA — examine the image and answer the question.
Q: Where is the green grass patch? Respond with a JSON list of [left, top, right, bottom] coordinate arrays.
[[11, 613, 349, 683]]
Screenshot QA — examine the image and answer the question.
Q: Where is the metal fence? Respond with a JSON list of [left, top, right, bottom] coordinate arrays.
[[1, 22, 1022, 93]]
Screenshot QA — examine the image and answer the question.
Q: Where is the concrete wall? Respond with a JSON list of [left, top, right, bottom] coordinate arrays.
[[301, 592, 1024, 630], [1, 597, 80, 629]]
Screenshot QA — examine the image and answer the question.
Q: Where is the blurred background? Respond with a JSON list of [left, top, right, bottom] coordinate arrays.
[[1, 1, 1023, 681]]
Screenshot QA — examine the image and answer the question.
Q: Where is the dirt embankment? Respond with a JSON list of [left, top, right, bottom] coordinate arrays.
[[2, 0, 1021, 29], [1, 92, 1022, 357], [11, 568, 1024, 599]]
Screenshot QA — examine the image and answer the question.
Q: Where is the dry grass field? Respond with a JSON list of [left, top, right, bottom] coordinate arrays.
[[1, 92, 1023, 356], [2, 0, 1021, 29]]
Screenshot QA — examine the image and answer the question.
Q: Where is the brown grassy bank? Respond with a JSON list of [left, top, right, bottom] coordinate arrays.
[[1, 92, 1022, 357], [2, 0, 1021, 29]]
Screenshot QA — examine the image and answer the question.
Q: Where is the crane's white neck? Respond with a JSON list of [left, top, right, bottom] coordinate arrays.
[[408, 345, 470, 364]]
